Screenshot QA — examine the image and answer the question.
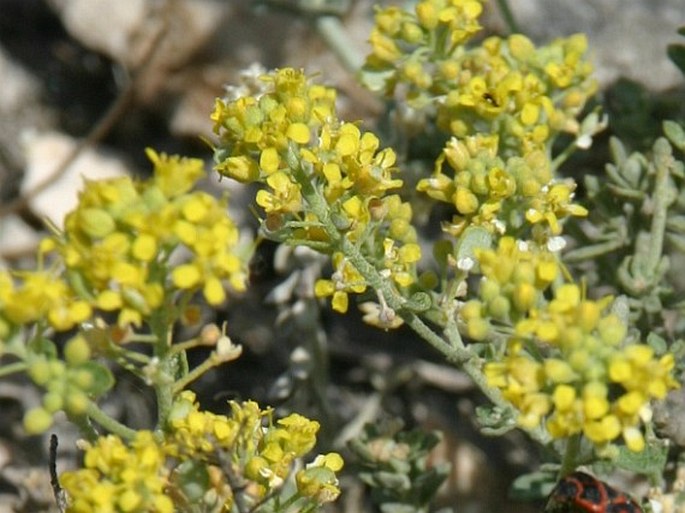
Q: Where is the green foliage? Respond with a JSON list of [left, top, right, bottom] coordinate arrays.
[[613, 443, 669, 476], [348, 421, 450, 513], [568, 126, 685, 340]]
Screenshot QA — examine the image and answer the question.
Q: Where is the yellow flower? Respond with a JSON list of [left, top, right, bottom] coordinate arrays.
[[622, 426, 645, 452], [256, 171, 302, 214], [0, 271, 93, 332], [296, 453, 344, 504], [259, 147, 280, 174], [484, 252, 679, 452], [216, 155, 260, 183], [526, 181, 588, 235], [314, 253, 367, 313], [146, 148, 204, 197], [45, 151, 248, 327], [60, 432, 172, 513]]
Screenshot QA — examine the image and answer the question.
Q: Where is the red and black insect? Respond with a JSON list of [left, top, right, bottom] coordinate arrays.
[[544, 471, 643, 513]]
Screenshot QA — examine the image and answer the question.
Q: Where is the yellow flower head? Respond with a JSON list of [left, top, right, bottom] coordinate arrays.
[[60, 432, 173, 513]]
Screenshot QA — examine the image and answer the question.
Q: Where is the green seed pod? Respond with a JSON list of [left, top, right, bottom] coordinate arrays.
[[479, 279, 500, 302], [597, 314, 627, 346], [245, 456, 270, 482], [512, 282, 536, 312], [389, 218, 411, 240], [400, 22, 423, 44], [418, 270, 439, 290], [48, 360, 67, 379]]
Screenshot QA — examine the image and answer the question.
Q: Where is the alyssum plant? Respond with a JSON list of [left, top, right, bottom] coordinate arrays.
[[0, 0, 683, 511], [0, 148, 342, 513]]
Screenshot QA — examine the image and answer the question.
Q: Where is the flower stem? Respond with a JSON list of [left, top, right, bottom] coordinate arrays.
[[315, 16, 363, 73], [551, 139, 579, 173], [559, 433, 581, 477], [172, 348, 241, 395], [149, 307, 177, 429], [86, 400, 137, 440], [291, 155, 468, 363], [494, 0, 520, 34], [0, 361, 27, 378]]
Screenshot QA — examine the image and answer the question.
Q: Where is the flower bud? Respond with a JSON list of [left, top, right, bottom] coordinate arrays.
[[24, 407, 53, 434], [400, 22, 423, 44], [488, 295, 510, 320], [43, 391, 64, 413], [64, 335, 91, 365], [28, 358, 52, 386], [78, 208, 115, 239], [466, 317, 490, 341], [65, 390, 89, 415]]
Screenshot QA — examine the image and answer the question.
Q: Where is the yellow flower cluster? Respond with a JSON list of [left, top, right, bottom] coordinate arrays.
[[166, 391, 342, 505], [364, 0, 485, 97], [48, 149, 247, 326], [304, 121, 402, 212], [314, 252, 368, 313], [417, 134, 587, 238], [0, 269, 91, 334], [364, 1, 594, 240], [314, 197, 420, 313], [60, 393, 343, 511], [417, 131, 587, 237], [60, 431, 173, 513], [363, 1, 596, 150], [211, 67, 337, 185], [438, 33, 595, 151], [212, 68, 422, 313], [212, 70, 408, 224], [296, 452, 345, 504], [483, 279, 679, 452], [459, 236, 559, 340]]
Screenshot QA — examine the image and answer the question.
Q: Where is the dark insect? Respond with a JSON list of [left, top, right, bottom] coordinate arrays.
[[544, 471, 643, 513], [482, 92, 499, 107]]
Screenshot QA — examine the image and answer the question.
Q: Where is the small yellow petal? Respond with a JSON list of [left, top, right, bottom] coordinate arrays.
[[260, 147, 280, 174], [286, 123, 310, 144], [552, 384, 576, 411], [204, 278, 225, 305], [314, 280, 335, 297], [172, 264, 201, 289], [623, 427, 645, 452], [132, 234, 157, 262], [331, 291, 349, 313]]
